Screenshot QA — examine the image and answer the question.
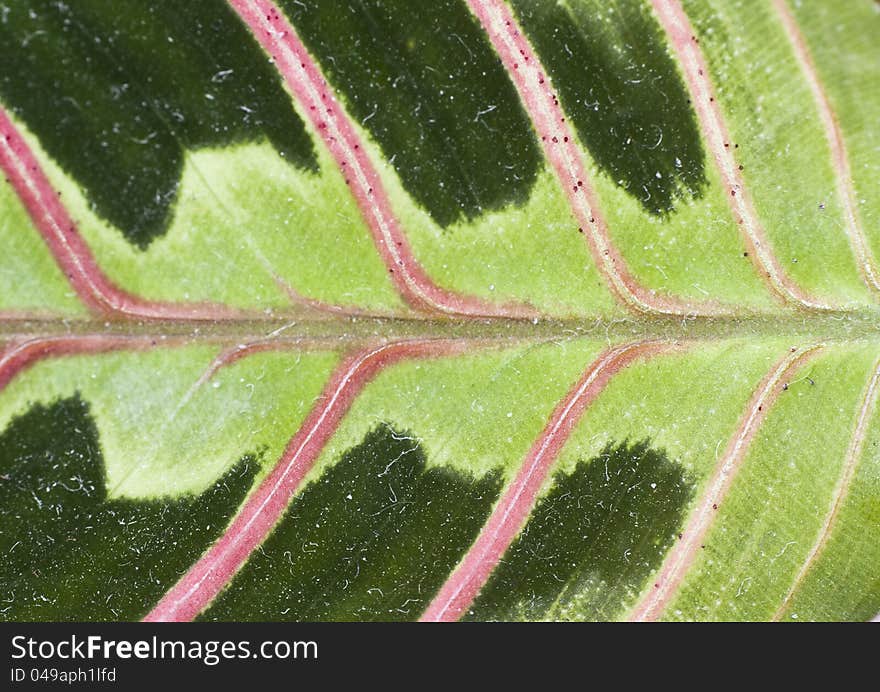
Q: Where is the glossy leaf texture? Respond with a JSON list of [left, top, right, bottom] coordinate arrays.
[[0, 0, 878, 622]]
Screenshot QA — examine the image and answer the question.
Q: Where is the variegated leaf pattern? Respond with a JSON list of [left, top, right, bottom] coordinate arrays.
[[0, 0, 878, 622]]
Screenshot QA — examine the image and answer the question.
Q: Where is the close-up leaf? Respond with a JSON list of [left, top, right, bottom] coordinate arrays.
[[0, 0, 878, 623]]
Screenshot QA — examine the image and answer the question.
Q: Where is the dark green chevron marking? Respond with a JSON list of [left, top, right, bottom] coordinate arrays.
[[0, 396, 258, 621], [0, 0, 317, 248], [510, 0, 706, 214], [200, 424, 502, 621], [465, 440, 692, 621], [282, 0, 540, 227]]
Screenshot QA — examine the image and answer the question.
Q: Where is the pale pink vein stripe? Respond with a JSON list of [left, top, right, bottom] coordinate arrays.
[[649, 0, 832, 311], [772, 0, 880, 295], [0, 335, 167, 390], [468, 0, 731, 316], [0, 109, 246, 320], [773, 358, 880, 621], [628, 343, 824, 621], [420, 339, 676, 622], [144, 338, 471, 622], [229, 0, 537, 319]]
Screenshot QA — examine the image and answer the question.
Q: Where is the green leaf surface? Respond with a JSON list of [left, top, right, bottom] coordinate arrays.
[[0, 0, 878, 622]]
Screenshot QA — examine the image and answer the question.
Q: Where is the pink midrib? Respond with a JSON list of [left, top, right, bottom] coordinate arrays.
[[649, 0, 832, 311], [143, 338, 471, 622], [230, 0, 538, 320], [771, 0, 880, 295], [627, 344, 823, 621], [0, 335, 170, 389], [468, 0, 733, 317], [2, 0, 845, 320], [773, 358, 880, 621], [420, 340, 676, 622], [0, 110, 246, 320]]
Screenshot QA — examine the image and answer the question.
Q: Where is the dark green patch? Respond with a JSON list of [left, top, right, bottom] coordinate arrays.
[[0, 0, 317, 248], [510, 0, 706, 214], [0, 396, 257, 621], [466, 440, 692, 621], [283, 0, 540, 227], [201, 424, 502, 621]]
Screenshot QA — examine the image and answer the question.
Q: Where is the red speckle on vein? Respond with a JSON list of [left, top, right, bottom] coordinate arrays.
[[628, 345, 822, 621], [466, 0, 731, 316], [229, 0, 539, 319], [649, 0, 832, 311]]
